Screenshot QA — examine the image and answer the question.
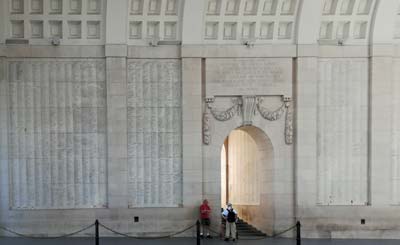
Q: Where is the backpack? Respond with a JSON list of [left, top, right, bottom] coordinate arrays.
[[227, 209, 236, 223]]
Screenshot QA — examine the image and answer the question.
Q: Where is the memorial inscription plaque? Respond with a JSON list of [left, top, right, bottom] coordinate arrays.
[[8, 59, 107, 209], [127, 59, 182, 208], [316, 58, 368, 206], [205, 58, 292, 97]]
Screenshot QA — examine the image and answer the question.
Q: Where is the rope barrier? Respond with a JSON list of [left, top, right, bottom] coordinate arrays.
[[0, 223, 95, 239], [98, 221, 197, 240]]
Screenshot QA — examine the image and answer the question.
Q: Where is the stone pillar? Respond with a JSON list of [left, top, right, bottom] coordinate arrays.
[[0, 58, 8, 210], [182, 58, 203, 207], [0, 0, 5, 44], [181, 0, 207, 209], [106, 57, 128, 208], [105, 0, 129, 208]]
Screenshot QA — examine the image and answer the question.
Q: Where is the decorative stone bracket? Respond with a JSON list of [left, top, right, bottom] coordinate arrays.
[[203, 95, 293, 145]]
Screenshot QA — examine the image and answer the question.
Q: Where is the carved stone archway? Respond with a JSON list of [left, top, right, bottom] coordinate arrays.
[[220, 125, 275, 234], [202, 95, 295, 236]]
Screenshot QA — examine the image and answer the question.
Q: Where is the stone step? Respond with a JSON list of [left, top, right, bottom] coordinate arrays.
[[235, 218, 267, 239], [238, 232, 265, 237]]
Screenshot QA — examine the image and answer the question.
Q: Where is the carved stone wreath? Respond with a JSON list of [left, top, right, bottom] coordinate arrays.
[[203, 95, 293, 145]]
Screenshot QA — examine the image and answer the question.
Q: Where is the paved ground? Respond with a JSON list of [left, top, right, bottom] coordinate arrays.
[[1, 237, 400, 245]]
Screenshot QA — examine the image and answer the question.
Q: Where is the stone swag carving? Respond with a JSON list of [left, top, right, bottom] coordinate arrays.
[[257, 97, 285, 121], [203, 96, 293, 145], [209, 98, 241, 121]]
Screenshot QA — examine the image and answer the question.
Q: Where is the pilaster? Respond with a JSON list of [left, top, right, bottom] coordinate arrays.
[[182, 58, 203, 206], [105, 0, 129, 208]]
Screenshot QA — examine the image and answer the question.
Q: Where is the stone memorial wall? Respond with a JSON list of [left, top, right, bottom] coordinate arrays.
[[126, 59, 182, 207], [316, 58, 369, 206], [1, 0, 400, 239], [7, 59, 107, 209]]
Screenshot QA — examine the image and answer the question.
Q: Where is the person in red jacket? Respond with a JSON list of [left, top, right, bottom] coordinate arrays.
[[199, 199, 212, 238]]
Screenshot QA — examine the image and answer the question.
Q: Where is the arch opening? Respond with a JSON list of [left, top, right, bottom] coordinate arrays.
[[220, 126, 274, 234]]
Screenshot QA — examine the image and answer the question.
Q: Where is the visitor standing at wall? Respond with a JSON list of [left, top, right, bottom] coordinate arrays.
[[222, 203, 237, 241], [200, 199, 212, 238]]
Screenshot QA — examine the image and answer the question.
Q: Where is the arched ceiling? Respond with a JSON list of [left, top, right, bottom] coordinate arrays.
[[1, 0, 400, 46], [202, 0, 300, 44], [318, 0, 377, 45], [183, 0, 400, 46]]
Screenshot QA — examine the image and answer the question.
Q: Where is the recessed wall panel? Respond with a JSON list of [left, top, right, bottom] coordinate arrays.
[[127, 59, 182, 208], [316, 58, 368, 206], [8, 59, 107, 209]]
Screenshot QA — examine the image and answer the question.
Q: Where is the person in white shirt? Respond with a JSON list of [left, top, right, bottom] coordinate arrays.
[[221, 203, 237, 241]]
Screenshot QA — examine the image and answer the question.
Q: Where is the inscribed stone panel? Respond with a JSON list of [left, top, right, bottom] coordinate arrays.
[[316, 58, 368, 206], [8, 59, 107, 209], [205, 58, 292, 97], [127, 59, 182, 207]]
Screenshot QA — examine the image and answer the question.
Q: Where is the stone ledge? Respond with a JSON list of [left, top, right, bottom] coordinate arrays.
[[181, 45, 297, 58], [0, 45, 105, 58], [127, 45, 181, 59], [105, 44, 127, 57]]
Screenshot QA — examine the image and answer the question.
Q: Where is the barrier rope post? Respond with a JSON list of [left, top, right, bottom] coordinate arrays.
[[196, 220, 200, 245], [95, 219, 99, 245], [296, 221, 301, 245]]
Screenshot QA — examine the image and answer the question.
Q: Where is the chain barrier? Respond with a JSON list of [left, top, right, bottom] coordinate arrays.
[[98, 221, 197, 240], [0, 219, 300, 243], [0, 223, 95, 239], [272, 224, 297, 238]]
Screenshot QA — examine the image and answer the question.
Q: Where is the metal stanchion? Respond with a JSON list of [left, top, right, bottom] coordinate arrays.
[[296, 221, 301, 245], [95, 219, 99, 245], [196, 220, 200, 245]]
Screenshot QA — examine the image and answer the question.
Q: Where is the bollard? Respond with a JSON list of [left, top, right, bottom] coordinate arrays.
[[296, 221, 301, 245], [95, 219, 99, 245], [196, 220, 200, 245]]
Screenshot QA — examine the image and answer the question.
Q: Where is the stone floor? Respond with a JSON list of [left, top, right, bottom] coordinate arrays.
[[1, 238, 400, 245]]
